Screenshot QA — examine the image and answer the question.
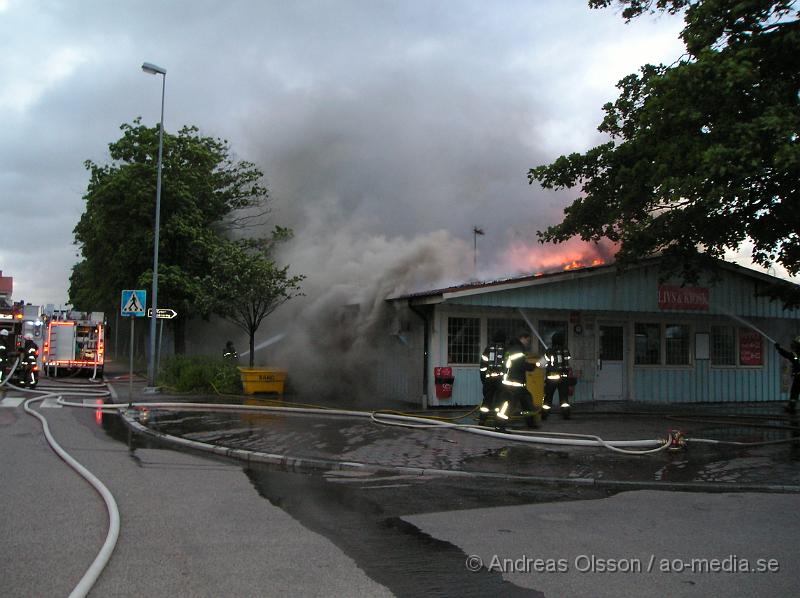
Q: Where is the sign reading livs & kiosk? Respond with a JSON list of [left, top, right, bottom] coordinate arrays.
[[657, 285, 709, 311]]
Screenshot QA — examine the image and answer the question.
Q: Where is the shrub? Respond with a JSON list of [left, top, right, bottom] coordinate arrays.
[[158, 355, 242, 394]]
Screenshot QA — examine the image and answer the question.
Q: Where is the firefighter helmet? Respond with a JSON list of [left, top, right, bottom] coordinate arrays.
[[0, 329, 8, 336], [552, 332, 565, 348]]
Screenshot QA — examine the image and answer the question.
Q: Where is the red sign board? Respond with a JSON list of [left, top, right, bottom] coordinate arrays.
[[657, 285, 709, 311], [739, 329, 763, 366]]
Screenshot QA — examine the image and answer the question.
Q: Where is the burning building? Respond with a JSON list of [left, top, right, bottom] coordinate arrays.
[[384, 256, 800, 407]]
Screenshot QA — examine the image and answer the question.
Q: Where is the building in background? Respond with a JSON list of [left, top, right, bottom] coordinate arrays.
[[385, 257, 800, 408], [0, 271, 12, 306]]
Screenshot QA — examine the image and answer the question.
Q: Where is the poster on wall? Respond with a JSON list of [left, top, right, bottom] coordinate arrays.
[[739, 329, 763, 366]]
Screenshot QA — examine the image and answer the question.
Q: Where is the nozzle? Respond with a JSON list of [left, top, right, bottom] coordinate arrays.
[[666, 429, 686, 451]]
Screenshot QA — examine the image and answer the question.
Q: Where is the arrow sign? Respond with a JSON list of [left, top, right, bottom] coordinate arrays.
[[147, 308, 178, 319], [121, 289, 146, 317]]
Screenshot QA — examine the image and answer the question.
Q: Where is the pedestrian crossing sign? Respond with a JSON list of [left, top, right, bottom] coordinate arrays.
[[121, 289, 146, 317]]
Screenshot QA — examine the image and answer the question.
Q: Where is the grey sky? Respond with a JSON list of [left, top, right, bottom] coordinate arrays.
[[0, 0, 697, 306]]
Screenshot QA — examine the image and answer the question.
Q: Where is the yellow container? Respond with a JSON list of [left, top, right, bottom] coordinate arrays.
[[238, 367, 287, 395], [525, 356, 544, 411]]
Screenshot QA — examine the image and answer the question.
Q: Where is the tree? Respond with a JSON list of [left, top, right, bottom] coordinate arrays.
[[70, 119, 272, 352], [529, 1, 800, 302], [198, 232, 305, 367]]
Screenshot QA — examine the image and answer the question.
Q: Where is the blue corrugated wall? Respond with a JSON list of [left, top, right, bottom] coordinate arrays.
[[434, 263, 798, 405], [452, 265, 800, 319]]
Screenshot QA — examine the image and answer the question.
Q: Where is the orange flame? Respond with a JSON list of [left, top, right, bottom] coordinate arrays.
[[501, 238, 616, 275]]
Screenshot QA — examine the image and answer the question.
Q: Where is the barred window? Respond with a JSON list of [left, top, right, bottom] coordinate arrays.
[[665, 324, 690, 365], [635, 323, 660, 365], [710, 326, 735, 365], [447, 317, 480, 364], [487, 318, 525, 346]]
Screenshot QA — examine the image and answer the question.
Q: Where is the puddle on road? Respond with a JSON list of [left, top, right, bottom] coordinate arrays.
[[102, 404, 800, 485], [243, 465, 601, 597]]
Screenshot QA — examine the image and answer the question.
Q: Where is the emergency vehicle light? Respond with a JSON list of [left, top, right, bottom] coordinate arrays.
[[50, 360, 104, 367]]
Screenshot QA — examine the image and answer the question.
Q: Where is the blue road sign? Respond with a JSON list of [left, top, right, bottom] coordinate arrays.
[[121, 289, 146, 317]]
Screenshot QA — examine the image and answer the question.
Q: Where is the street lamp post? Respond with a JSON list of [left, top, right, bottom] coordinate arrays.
[[141, 61, 166, 391]]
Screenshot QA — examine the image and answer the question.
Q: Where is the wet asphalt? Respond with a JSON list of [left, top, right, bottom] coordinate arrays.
[[107, 376, 800, 490], [99, 369, 800, 597]]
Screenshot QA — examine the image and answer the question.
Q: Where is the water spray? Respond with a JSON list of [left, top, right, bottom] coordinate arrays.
[[240, 333, 286, 357], [715, 306, 777, 345], [518, 308, 548, 349]]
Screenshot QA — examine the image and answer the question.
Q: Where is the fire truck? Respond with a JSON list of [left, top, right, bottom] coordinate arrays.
[[0, 301, 44, 387], [42, 310, 106, 377]]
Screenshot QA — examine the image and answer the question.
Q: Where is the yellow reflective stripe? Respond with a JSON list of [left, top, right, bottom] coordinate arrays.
[[502, 380, 524, 387]]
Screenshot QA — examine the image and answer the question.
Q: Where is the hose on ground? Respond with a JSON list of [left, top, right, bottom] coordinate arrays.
[[12, 379, 120, 598]]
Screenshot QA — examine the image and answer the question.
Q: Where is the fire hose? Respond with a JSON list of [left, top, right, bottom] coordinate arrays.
[[9, 377, 119, 598]]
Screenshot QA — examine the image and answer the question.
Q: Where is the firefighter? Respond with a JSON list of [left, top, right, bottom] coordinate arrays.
[[223, 341, 239, 361], [775, 337, 800, 413], [499, 330, 538, 429], [542, 331, 572, 419], [478, 330, 506, 425], [17, 333, 39, 388], [0, 329, 10, 378]]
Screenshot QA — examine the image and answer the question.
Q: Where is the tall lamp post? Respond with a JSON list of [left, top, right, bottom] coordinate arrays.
[[141, 61, 166, 391]]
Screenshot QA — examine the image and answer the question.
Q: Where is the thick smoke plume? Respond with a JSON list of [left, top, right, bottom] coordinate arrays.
[[227, 25, 618, 400], [261, 196, 473, 400]]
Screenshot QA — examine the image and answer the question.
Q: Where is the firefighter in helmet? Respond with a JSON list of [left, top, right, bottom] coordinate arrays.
[[499, 330, 538, 429], [223, 341, 239, 362], [18, 333, 39, 388], [775, 336, 800, 413], [0, 329, 10, 378], [542, 331, 572, 419], [478, 330, 506, 425]]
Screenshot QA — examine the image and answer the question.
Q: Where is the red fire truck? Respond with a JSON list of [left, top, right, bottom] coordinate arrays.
[[42, 311, 105, 377]]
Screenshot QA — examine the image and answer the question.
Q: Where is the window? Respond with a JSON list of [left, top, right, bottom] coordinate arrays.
[[487, 318, 525, 346], [635, 323, 660, 365], [710, 326, 735, 365], [599, 325, 624, 361], [665, 324, 690, 365], [538, 320, 568, 353], [447, 317, 480, 364]]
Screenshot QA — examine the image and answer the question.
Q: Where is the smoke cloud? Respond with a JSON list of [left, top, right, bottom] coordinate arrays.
[[240, 62, 613, 399]]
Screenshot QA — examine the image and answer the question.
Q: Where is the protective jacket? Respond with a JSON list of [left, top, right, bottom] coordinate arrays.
[[544, 347, 571, 381], [480, 342, 506, 383], [503, 338, 534, 387], [20, 339, 38, 365], [776, 345, 800, 376]]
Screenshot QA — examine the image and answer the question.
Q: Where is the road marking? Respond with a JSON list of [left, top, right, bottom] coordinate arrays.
[[0, 397, 25, 407], [40, 398, 62, 408]]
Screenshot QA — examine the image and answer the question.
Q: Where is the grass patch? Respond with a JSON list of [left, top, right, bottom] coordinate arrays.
[[158, 355, 243, 394]]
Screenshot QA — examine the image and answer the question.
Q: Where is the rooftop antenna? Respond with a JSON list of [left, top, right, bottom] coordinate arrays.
[[473, 226, 484, 277]]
